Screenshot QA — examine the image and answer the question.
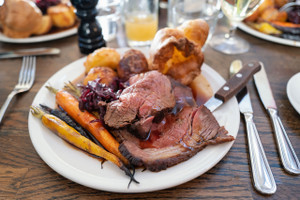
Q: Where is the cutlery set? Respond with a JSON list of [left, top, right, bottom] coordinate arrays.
[[230, 60, 300, 195]]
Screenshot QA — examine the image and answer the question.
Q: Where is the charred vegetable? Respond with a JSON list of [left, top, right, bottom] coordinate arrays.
[[46, 86, 129, 165], [30, 106, 137, 185], [39, 104, 102, 147], [271, 21, 300, 34]]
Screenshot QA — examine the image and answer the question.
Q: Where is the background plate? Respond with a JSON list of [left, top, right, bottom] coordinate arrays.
[[238, 22, 300, 47], [28, 48, 240, 193], [0, 27, 77, 44]]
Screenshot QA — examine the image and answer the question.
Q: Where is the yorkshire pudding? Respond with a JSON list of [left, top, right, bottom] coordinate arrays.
[[177, 19, 209, 48], [149, 21, 208, 85], [0, 0, 43, 38]]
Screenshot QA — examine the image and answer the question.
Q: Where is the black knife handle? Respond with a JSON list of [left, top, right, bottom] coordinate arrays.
[[215, 61, 261, 102]]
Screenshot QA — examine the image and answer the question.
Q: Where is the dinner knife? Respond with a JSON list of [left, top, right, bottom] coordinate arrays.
[[254, 62, 300, 175], [204, 61, 261, 112], [231, 60, 276, 194], [0, 47, 60, 59]]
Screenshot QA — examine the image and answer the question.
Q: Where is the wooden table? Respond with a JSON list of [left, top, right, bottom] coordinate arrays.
[[0, 8, 299, 200]]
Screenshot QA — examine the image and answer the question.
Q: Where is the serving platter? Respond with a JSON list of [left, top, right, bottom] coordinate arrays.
[[0, 26, 77, 44], [28, 48, 240, 193], [238, 22, 300, 47]]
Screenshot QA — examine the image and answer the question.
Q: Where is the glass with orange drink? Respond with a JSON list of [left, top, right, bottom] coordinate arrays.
[[123, 0, 158, 47]]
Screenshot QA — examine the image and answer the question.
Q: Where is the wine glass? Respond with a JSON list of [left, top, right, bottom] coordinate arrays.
[[210, 0, 263, 54]]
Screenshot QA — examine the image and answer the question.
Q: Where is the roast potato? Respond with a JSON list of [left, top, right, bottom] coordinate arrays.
[[189, 74, 213, 106], [83, 66, 117, 86], [117, 49, 149, 81], [260, 7, 287, 22], [84, 47, 121, 73], [47, 3, 76, 28]]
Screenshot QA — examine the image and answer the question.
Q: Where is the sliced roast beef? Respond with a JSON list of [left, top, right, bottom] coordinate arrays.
[[104, 71, 176, 139], [169, 77, 196, 115], [113, 105, 234, 172]]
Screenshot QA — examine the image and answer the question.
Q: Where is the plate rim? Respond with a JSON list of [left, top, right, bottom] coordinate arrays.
[[0, 26, 77, 44], [238, 22, 300, 47], [28, 49, 240, 193], [287, 72, 300, 114]]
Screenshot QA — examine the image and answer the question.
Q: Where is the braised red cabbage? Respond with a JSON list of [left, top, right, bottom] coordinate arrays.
[[78, 78, 126, 119]]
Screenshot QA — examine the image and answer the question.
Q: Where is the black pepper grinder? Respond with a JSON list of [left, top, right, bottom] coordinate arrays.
[[71, 0, 106, 54]]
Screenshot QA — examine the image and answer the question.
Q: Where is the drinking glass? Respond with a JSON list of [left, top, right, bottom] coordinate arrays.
[[96, 0, 121, 42], [167, 0, 221, 49], [123, 0, 159, 47], [210, 0, 263, 54]]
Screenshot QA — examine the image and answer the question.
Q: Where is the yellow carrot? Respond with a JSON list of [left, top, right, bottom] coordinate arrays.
[[30, 106, 137, 184]]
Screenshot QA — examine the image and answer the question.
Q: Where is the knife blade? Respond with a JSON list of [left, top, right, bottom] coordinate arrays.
[[204, 61, 261, 112], [0, 47, 60, 59], [232, 60, 276, 194], [254, 62, 300, 175]]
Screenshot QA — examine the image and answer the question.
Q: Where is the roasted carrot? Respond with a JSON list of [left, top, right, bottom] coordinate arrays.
[[39, 104, 89, 138], [30, 106, 137, 184], [64, 81, 81, 98], [39, 104, 103, 148], [46, 86, 129, 165]]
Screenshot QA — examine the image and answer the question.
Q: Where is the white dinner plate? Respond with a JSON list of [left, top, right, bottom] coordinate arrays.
[[0, 26, 77, 44], [238, 22, 300, 47], [287, 72, 300, 115], [28, 48, 240, 193]]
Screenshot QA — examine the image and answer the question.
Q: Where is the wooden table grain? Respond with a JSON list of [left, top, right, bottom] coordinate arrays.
[[0, 9, 299, 200]]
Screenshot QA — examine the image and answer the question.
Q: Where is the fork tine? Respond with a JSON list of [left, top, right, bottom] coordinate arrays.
[[28, 56, 36, 87], [18, 56, 28, 85], [24, 56, 33, 85], [25, 56, 34, 85], [22, 56, 31, 85]]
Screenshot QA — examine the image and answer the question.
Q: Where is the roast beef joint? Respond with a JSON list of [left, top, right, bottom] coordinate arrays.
[[103, 70, 234, 172]]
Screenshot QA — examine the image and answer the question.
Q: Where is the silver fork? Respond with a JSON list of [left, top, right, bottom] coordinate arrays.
[[0, 56, 36, 124]]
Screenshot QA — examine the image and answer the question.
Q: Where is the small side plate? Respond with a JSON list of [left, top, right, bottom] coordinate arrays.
[[287, 72, 300, 114]]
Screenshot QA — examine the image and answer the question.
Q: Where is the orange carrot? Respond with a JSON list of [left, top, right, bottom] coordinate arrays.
[[30, 106, 137, 184], [50, 88, 129, 165]]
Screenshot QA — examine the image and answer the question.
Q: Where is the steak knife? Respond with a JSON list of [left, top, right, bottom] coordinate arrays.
[[0, 47, 60, 59], [254, 62, 300, 175], [231, 60, 276, 194], [204, 61, 261, 112]]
